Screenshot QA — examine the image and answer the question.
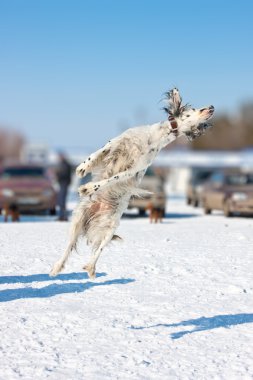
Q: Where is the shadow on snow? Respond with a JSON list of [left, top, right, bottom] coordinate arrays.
[[0, 273, 135, 302], [164, 212, 199, 219], [0, 272, 106, 284], [130, 313, 253, 339], [123, 212, 199, 220]]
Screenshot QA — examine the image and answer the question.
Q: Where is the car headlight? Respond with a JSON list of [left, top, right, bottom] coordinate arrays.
[[43, 189, 54, 197], [2, 188, 15, 197], [196, 185, 203, 193], [231, 192, 248, 201]]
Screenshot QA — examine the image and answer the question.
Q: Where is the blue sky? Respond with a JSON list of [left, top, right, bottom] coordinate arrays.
[[0, 0, 253, 151]]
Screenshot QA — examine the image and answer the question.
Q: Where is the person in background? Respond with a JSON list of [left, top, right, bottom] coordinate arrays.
[[0, 156, 4, 175], [55, 152, 72, 221]]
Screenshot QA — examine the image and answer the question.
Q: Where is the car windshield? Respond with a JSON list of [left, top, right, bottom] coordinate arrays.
[[192, 171, 213, 184], [2, 167, 44, 178], [226, 173, 253, 185]]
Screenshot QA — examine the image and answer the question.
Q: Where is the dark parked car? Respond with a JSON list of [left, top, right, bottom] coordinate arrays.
[[0, 164, 57, 214], [202, 170, 253, 217]]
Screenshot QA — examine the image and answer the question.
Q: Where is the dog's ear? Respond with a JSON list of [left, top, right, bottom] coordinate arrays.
[[170, 88, 182, 110], [163, 88, 182, 117]]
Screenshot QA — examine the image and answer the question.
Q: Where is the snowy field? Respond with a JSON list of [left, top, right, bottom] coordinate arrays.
[[0, 198, 253, 380]]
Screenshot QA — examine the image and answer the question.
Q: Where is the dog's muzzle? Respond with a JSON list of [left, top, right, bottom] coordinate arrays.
[[184, 122, 213, 141]]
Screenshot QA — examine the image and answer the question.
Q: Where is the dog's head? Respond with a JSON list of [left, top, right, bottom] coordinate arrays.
[[163, 88, 214, 140]]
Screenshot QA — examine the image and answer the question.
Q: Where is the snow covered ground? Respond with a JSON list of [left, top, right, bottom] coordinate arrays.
[[0, 198, 253, 379]]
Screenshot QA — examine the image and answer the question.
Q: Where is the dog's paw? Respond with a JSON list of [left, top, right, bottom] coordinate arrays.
[[78, 183, 100, 197], [78, 183, 93, 196], [49, 261, 64, 277], [83, 264, 96, 279], [76, 162, 90, 178]]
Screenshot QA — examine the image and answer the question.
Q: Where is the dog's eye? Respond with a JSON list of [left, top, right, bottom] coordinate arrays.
[[186, 115, 190, 117]]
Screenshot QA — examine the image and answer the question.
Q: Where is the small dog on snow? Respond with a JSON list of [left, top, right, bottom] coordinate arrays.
[[50, 88, 214, 279], [146, 193, 165, 223], [2, 203, 20, 222]]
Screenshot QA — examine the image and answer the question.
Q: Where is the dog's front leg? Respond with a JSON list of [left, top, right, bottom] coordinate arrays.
[[76, 140, 115, 178], [78, 166, 144, 196]]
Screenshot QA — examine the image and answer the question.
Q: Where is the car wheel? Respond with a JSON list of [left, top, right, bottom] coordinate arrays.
[[223, 201, 233, 217], [138, 209, 146, 217], [49, 208, 57, 216], [203, 200, 211, 214], [193, 199, 199, 208]]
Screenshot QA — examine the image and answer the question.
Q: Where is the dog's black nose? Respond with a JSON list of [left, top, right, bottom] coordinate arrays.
[[209, 105, 215, 110]]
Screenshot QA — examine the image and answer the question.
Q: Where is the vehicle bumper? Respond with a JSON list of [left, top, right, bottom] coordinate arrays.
[[0, 195, 56, 212], [129, 195, 166, 211], [230, 200, 253, 214], [128, 198, 152, 210]]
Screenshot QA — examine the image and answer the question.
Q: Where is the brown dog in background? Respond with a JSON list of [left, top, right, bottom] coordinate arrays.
[[3, 203, 20, 222], [146, 203, 164, 223], [146, 193, 166, 223]]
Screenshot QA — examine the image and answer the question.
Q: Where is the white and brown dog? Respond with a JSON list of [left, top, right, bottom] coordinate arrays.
[[50, 88, 214, 279]]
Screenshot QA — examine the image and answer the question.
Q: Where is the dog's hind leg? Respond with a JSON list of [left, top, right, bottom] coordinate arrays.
[[49, 224, 81, 277], [49, 242, 74, 277], [83, 246, 104, 279], [83, 231, 114, 279]]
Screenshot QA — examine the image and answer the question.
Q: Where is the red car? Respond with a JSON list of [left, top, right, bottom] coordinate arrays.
[[0, 164, 57, 214]]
